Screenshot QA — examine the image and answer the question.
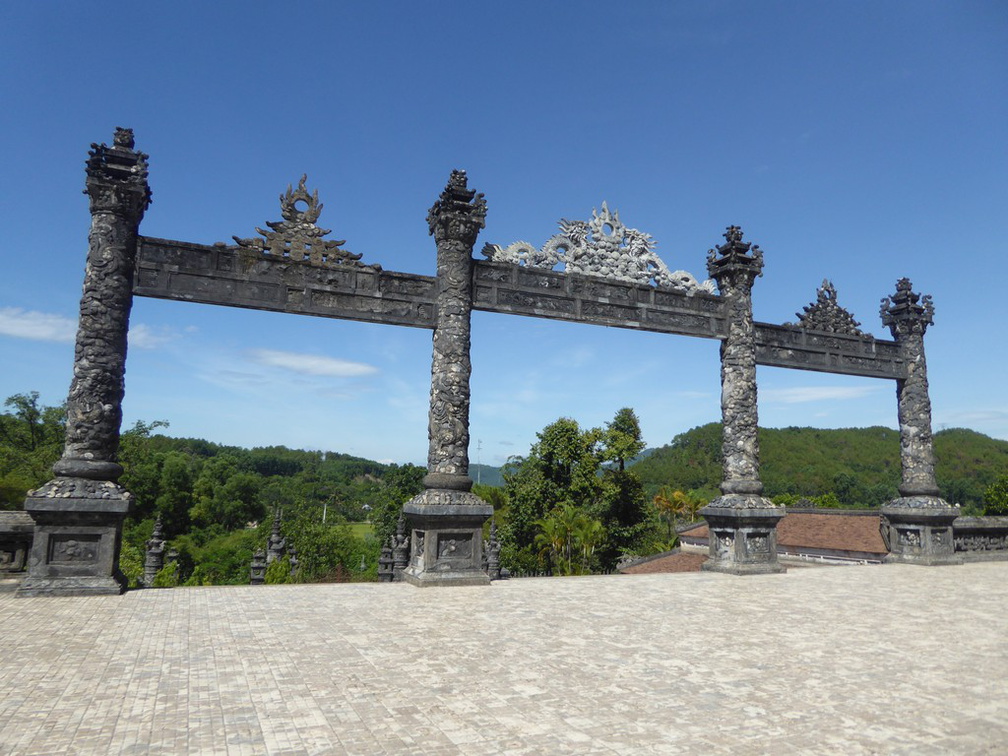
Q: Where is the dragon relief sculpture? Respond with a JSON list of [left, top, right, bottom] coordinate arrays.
[[232, 175, 376, 269], [482, 202, 715, 294], [788, 279, 869, 337]]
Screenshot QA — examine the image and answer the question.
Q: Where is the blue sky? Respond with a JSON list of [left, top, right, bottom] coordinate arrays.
[[1, 2, 1005, 467]]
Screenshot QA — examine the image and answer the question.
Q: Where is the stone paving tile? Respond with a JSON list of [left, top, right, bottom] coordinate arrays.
[[0, 563, 1005, 754]]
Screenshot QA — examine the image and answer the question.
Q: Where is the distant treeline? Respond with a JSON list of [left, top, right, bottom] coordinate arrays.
[[630, 423, 1008, 512]]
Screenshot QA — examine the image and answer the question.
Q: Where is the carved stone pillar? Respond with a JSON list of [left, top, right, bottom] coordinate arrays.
[[699, 227, 785, 575], [401, 171, 492, 587], [880, 279, 960, 565], [18, 128, 151, 597]]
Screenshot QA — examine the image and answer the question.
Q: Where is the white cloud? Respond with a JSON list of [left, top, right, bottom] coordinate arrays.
[[249, 349, 378, 377], [761, 386, 881, 404], [129, 324, 180, 349], [0, 307, 76, 343]]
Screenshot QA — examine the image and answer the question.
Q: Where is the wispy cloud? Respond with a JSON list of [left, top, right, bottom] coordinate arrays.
[[249, 349, 378, 377], [0, 307, 76, 343], [761, 386, 881, 404], [129, 324, 181, 349]]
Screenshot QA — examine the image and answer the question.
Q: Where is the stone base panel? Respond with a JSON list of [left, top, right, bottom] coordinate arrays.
[[700, 498, 787, 575], [882, 498, 962, 566], [17, 483, 130, 597], [401, 491, 493, 588]]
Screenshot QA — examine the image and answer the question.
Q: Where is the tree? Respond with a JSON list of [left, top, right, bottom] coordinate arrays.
[[369, 463, 425, 547], [653, 487, 703, 541], [501, 410, 651, 571], [603, 407, 645, 471], [0, 392, 65, 506], [984, 475, 1008, 516]]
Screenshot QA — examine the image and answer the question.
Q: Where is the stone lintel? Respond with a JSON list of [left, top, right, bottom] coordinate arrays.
[[401, 490, 493, 587], [700, 497, 787, 575], [882, 497, 962, 566]]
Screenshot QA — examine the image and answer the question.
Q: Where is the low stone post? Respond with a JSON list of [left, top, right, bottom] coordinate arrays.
[[485, 521, 502, 581], [699, 227, 785, 575], [880, 279, 960, 565], [143, 517, 166, 588], [250, 549, 267, 585], [391, 515, 410, 580], [401, 171, 493, 586], [18, 128, 151, 597], [377, 541, 394, 583]]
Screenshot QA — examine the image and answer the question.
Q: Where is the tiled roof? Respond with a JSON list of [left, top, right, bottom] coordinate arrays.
[[680, 510, 886, 556]]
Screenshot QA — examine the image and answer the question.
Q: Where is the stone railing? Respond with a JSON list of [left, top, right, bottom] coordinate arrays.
[[953, 516, 1008, 560], [0, 511, 35, 574]]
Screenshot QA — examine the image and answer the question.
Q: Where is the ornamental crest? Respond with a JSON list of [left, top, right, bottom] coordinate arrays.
[[482, 202, 714, 294], [789, 280, 868, 337], [232, 175, 374, 269]]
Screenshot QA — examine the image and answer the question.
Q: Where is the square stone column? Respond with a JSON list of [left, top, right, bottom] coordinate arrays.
[[402, 491, 493, 587], [18, 480, 131, 596], [700, 500, 786, 575]]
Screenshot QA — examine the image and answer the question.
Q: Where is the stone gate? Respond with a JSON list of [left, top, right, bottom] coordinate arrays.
[[16, 129, 960, 595]]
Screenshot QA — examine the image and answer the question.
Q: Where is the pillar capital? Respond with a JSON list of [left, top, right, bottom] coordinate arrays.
[[880, 277, 933, 339], [85, 127, 152, 220], [706, 225, 763, 294], [427, 170, 486, 247]]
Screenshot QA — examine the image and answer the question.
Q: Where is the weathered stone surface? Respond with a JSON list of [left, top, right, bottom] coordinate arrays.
[[881, 500, 961, 566], [754, 322, 903, 379], [19, 128, 149, 597], [143, 516, 165, 587], [879, 279, 959, 565], [701, 227, 786, 575], [484, 202, 714, 293], [55, 127, 150, 480], [789, 279, 867, 336], [0, 511, 34, 574], [401, 491, 493, 587], [18, 485, 131, 596], [425, 170, 485, 482], [233, 174, 372, 269], [953, 516, 1008, 560], [699, 500, 787, 575]]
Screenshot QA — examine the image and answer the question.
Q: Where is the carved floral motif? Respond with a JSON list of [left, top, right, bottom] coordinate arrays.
[[790, 280, 867, 337], [233, 175, 373, 269]]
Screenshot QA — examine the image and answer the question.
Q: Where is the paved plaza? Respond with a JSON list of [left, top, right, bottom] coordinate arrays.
[[0, 561, 1005, 755]]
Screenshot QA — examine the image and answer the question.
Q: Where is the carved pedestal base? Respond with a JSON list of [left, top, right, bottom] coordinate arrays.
[[699, 497, 787, 575], [17, 478, 131, 597], [401, 490, 493, 587], [882, 497, 962, 566]]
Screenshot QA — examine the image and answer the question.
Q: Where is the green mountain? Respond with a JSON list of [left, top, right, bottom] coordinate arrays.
[[631, 424, 1008, 510]]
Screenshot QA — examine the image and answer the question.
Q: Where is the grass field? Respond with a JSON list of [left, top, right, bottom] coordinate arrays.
[[349, 522, 373, 539]]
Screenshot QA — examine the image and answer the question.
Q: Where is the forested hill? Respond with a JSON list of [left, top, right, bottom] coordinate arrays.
[[630, 424, 1008, 510]]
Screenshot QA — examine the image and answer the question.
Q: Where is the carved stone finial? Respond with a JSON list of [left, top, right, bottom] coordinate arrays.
[[706, 225, 764, 294], [880, 277, 934, 337], [483, 203, 714, 293], [233, 175, 372, 269], [790, 279, 867, 337], [427, 169, 487, 246], [85, 127, 152, 215]]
